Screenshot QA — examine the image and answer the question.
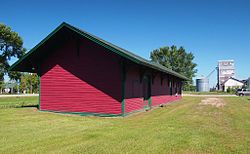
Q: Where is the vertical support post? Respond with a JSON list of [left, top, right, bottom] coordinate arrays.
[[121, 60, 126, 116], [180, 80, 183, 95], [148, 75, 152, 109], [170, 76, 172, 96], [38, 76, 41, 110], [37, 66, 41, 110], [148, 97, 152, 109]]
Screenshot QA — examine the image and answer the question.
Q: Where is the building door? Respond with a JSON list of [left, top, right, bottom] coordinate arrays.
[[142, 75, 151, 109]]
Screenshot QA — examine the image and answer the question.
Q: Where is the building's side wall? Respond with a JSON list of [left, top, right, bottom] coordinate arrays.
[[125, 66, 182, 114], [151, 74, 181, 106], [124, 66, 144, 113], [40, 37, 122, 115]]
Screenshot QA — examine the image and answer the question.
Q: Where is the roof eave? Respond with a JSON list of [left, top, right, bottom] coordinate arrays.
[[63, 23, 188, 80], [10, 22, 189, 80], [9, 22, 67, 72]]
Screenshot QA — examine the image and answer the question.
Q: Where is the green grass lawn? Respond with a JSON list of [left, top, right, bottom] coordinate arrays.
[[0, 96, 249, 153], [183, 91, 234, 95], [0, 96, 38, 108]]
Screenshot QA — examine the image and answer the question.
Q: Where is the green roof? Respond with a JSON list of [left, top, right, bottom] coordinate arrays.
[[10, 22, 188, 80]]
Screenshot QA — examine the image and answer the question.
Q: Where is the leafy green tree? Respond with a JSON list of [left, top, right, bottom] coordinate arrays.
[[0, 76, 4, 93], [20, 73, 39, 93], [150, 45, 197, 90], [29, 73, 39, 93], [0, 23, 25, 83], [20, 73, 28, 93]]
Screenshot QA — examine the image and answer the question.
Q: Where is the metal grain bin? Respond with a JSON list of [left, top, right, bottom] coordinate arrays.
[[196, 78, 209, 92]]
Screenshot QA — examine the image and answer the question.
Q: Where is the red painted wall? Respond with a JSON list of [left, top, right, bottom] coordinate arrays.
[[124, 66, 144, 113], [151, 74, 168, 96], [151, 95, 181, 106], [40, 37, 122, 114], [124, 66, 183, 113], [151, 74, 182, 106], [38, 34, 183, 115]]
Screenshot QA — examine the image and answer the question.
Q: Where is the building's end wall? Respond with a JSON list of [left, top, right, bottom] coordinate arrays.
[[40, 37, 122, 115]]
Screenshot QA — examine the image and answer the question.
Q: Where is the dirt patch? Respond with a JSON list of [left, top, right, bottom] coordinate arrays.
[[199, 97, 225, 107]]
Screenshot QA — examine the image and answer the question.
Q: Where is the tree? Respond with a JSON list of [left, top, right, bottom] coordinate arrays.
[[20, 73, 39, 93], [28, 73, 39, 93], [0, 75, 4, 93], [150, 45, 197, 90], [0, 23, 25, 83]]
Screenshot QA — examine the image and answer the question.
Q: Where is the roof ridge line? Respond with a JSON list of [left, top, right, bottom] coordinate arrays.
[[10, 22, 188, 80]]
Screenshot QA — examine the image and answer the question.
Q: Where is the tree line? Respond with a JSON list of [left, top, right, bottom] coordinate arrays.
[[0, 73, 39, 94], [0, 23, 38, 94]]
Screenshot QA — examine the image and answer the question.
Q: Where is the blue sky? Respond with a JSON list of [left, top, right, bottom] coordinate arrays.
[[1, 0, 250, 87]]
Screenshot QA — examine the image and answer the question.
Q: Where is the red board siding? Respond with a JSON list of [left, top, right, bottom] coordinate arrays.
[[125, 98, 144, 113], [125, 66, 144, 113], [124, 66, 183, 113], [151, 74, 180, 106], [152, 95, 181, 106], [151, 74, 168, 96], [40, 38, 122, 114]]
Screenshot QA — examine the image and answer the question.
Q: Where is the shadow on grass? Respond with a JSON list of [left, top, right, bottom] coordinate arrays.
[[19, 104, 39, 108], [0, 104, 38, 109]]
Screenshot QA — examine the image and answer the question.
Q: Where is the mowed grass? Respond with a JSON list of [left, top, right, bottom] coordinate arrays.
[[0, 96, 38, 108], [183, 91, 234, 95], [0, 96, 249, 153]]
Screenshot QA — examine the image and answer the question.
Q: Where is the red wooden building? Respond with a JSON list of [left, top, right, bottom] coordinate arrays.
[[10, 22, 188, 116]]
